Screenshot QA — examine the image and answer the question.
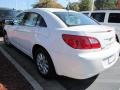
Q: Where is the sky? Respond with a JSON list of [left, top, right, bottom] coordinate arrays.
[[0, 0, 79, 10]]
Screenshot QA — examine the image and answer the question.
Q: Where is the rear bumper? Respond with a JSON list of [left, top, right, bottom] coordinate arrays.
[[51, 42, 120, 79]]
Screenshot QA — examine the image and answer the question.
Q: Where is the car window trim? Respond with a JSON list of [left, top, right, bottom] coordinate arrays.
[[23, 12, 47, 28], [14, 11, 47, 28]]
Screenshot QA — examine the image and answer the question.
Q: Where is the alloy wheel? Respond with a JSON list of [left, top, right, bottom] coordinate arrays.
[[36, 53, 49, 75]]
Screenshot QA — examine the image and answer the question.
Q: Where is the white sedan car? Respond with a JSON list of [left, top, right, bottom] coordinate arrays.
[[4, 8, 120, 79]]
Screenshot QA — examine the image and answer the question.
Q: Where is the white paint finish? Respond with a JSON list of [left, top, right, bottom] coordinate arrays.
[[4, 8, 120, 79]]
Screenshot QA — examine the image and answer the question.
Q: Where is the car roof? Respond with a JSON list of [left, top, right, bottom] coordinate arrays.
[[28, 8, 75, 13]]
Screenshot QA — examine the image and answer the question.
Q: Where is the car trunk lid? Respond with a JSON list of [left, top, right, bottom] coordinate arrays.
[[62, 25, 116, 49]]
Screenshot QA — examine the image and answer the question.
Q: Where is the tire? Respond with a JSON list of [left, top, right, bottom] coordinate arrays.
[[34, 48, 56, 79], [3, 32, 10, 45]]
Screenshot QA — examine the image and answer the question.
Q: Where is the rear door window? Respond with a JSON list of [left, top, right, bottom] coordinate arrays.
[[23, 13, 38, 27], [91, 13, 105, 22], [108, 13, 120, 23]]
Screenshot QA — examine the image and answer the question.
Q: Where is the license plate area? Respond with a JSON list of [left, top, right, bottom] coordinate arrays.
[[103, 54, 116, 65], [108, 55, 115, 64]]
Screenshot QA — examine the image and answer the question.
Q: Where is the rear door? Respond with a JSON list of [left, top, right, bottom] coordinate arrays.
[[14, 12, 39, 55]]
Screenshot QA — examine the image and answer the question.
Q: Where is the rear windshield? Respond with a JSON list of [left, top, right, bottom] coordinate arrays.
[[53, 12, 98, 27], [0, 10, 16, 20]]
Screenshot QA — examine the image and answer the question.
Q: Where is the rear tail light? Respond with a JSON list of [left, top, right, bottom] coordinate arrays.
[[62, 34, 101, 49]]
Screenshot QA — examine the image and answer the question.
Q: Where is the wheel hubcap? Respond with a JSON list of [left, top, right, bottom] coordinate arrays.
[[36, 53, 49, 75]]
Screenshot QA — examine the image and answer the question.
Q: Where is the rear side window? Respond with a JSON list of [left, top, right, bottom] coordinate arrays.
[[108, 13, 120, 23], [91, 13, 105, 22], [36, 15, 47, 27]]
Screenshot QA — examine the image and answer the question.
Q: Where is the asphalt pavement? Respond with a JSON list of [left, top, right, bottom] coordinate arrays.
[[0, 49, 34, 90]]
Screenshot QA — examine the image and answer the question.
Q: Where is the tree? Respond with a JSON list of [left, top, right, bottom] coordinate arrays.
[[116, 0, 120, 9], [33, 0, 63, 8], [80, 0, 91, 11], [67, 2, 80, 11], [95, 0, 116, 10], [94, 0, 104, 10]]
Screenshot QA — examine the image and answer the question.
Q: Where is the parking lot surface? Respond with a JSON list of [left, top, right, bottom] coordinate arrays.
[[0, 39, 120, 90], [0, 49, 33, 90]]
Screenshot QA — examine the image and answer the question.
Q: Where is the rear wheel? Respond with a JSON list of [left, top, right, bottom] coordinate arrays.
[[34, 48, 56, 79]]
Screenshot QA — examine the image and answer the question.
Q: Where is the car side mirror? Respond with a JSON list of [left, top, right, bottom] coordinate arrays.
[[5, 20, 14, 25]]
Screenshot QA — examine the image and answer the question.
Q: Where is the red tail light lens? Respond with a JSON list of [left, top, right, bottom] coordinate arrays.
[[62, 34, 101, 49]]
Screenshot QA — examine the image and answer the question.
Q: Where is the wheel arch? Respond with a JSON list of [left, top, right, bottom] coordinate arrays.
[[32, 44, 56, 68], [32, 44, 57, 75], [32, 44, 49, 58]]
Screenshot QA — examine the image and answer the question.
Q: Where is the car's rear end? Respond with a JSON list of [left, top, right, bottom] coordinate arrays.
[[49, 10, 120, 79]]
